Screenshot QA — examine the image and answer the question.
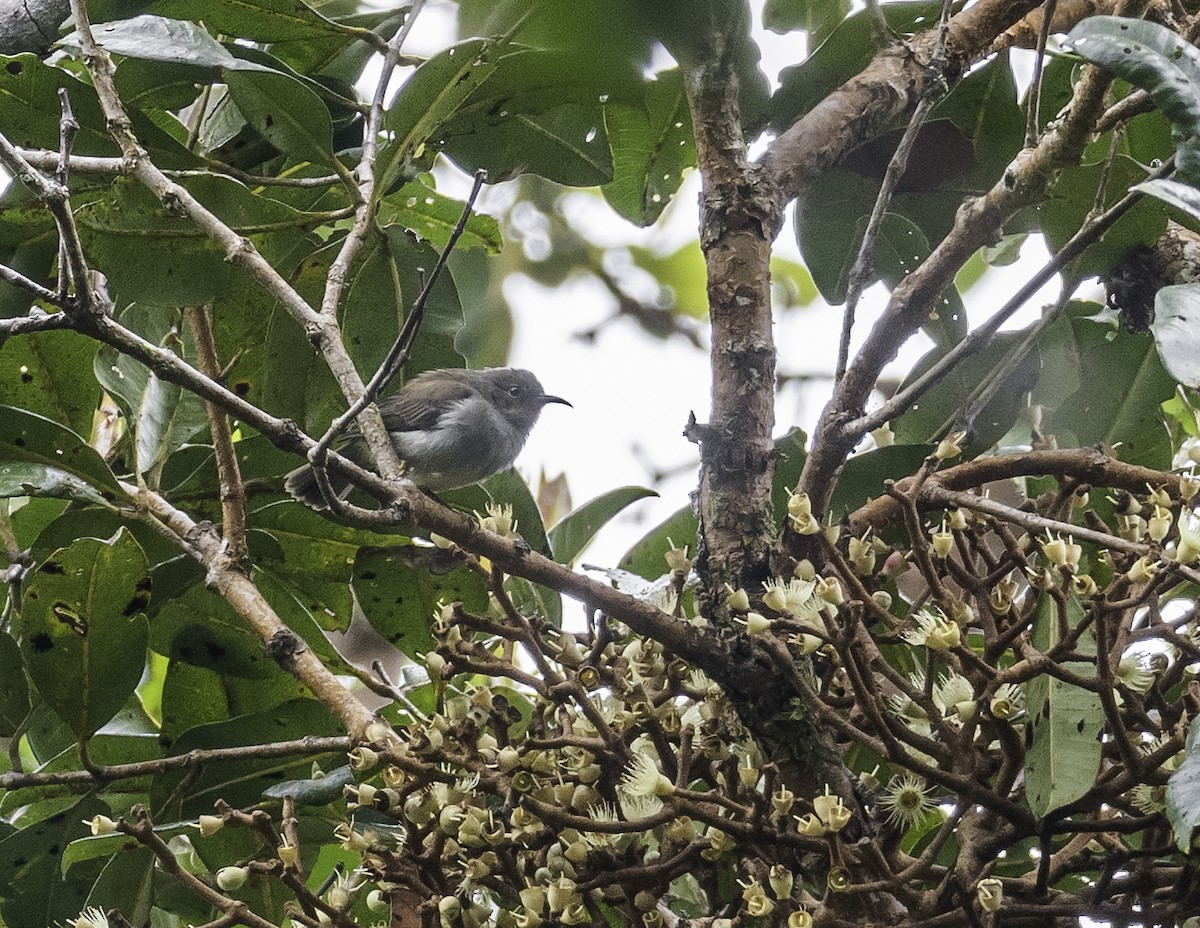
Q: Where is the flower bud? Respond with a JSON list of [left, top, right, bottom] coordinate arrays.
[[930, 522, 953, 559], [977, 877, 1003, 913], [198, 815, 224, 837], [933, 431, 965, 461], [871, 423, 895, 447], [216, 866, 249, 890], [87, 815, 118, 836]]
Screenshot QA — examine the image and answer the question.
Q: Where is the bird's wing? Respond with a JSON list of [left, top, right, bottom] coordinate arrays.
[[377, 373, 478, 432]]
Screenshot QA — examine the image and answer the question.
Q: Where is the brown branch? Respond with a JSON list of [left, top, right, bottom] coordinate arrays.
[[679, 9, 781, 608], [847, 447, 1180, 534], [63, 0, 396, 475], [0, 736, 350, 790], [797, 0, 1155, 515], [186, 306, 249, 563], [120, 806, 283, 928], [761, 0, 1045, 201]]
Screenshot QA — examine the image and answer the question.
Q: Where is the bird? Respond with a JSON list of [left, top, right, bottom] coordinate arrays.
[[285, 367, 570, 509]]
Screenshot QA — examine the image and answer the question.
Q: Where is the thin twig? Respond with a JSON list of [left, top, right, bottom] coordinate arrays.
[[55, 87, 78, 302], [835, 0, 956, 383], [0, 736, 350, 789], [846, 156, 1175, 440], [186, 306, 249, 563], [1024, 0, 1058, 146]]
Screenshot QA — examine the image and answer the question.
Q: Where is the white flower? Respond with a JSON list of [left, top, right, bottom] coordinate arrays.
[[619, 753, 674, 799], [877, 774, 934, 828]]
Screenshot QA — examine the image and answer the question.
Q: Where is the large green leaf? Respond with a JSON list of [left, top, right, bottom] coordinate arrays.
[[763, 0, 851, 42], [223, 67, 334, 164], [795, 181, 966, 344], [1151, 284, 1200, 388], [1038, 306, 1176, 468], [150, 698, 343, 818], [0, 406, 123, 500], [0, 53, 197, 168], [376, 38, 499, 189], [0, 632, 29, 737], [1025, 591, 1103, 819], [444, 103, 614, 186], [378, 176, 503, 253], [1167, 714, 1200, 851], [603, 68, 695, 226], [549, 486, 658, 565], [1041, 155, 1167, 281], [0, 796, 111, 928], [16, 529, 150, 738], [1068, 17, 1200, 140], [148, 0, 347, 41], [0, 330, 100, 440], [0, 193, 59, 317], [70, 15, 239, 69], [76, 175, 311, 305], [353, 545, 490, 658], [893, 331, 1041, 454]]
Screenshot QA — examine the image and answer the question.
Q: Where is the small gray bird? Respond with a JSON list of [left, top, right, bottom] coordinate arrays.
[[285, 367, 570, 509]]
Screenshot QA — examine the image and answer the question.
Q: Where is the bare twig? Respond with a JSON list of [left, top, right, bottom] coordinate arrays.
[[0, 736, 351, 790], [845, 156, 1173, 441], [55, 87, 78, 301], [835, 0, 956, 383], [1024, 0, 1059, 146], [186, 306, 249, 563]]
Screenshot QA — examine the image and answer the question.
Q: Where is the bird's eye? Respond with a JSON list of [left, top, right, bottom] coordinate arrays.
[[507, 386, 521, 397]]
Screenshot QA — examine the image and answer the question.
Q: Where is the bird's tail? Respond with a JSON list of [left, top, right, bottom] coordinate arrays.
[[284, 463, 348, 510]]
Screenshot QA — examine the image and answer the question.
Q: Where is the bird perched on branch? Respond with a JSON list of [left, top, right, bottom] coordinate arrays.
[[285, 367, 571, 509]]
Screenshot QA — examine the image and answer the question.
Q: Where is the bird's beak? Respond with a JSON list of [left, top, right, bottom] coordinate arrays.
[[541, 394, 572, 408]]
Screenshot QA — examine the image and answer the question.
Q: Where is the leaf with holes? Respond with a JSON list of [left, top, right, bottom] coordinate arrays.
[[16, 529, 150, 737]]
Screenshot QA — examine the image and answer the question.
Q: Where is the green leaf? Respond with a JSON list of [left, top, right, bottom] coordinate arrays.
[[1025, 591, 1103, 819], [445, 103, 614, 186], [1167, 714, 1200, 851], [376, 38, 500, 190], [0, 632, 29, 737], [893, 331, 1041, 454], [0, 330, 100, 440], [603, 68, 695, 226], [95, 304, 210, 477], [353, 546, 490, 658], [223, 67, 334, 163], [76, 175, 310, 305], [1135, 177, 1200, 229], [1038, 305, 1176, 468], [0, 463, 113, 506], [0, 796, 111, 928], [831, 445, 933, 518], [763, 0, 851, 42], [149, 0, 346, 42], [1067, 17, 1200, 138], [67, 15, 239, 69], [769, 1, 949, 131], [1041, 156, 1167, 280], [618, 505, 698, 582], [795, 182, 966, 343], [378, 176, 503, 253], [0, 406, 123, 500], [0, 53, 198, 168], [149, 698, 343, 817], [1151, 284, 1200, 387], [0, 193, 58, 317], [16, 529, 150, 737], [549, 486, 658, 565]]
